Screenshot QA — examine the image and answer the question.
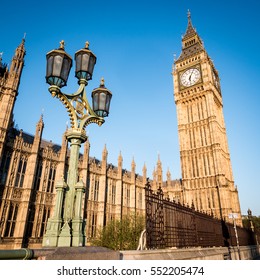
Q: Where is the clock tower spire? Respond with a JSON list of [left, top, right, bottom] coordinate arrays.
[[172, 11, 242, 225], [176, 10, 204, 64]]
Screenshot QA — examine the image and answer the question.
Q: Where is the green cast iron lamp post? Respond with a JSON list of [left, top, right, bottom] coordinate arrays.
[[42, 41, 112, 247]]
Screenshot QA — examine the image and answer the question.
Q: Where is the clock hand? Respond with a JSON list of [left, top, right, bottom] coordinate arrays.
[[189, 69, 194, 81]]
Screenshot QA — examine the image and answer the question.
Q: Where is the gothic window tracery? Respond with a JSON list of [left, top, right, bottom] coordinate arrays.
[[4, 203, 19, 237], [40, 207, 50, 237], [33, 161, 42, 191], [46, 166, 56, 193], [25, 205, 35, 238], [93, 177, 99, 201], [138, 189, 142, 209], [126, 184, 131, 208], [111, 180, 116, 205], [0, 150, 12, 185], [91, 213, 97, 237], [14, 156, 27, 188]]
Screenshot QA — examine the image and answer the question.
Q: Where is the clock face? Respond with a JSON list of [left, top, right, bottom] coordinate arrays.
[[180, 68, 201, 87]]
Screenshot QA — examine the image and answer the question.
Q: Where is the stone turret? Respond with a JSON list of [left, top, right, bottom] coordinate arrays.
[[0, 39, 26, 163]]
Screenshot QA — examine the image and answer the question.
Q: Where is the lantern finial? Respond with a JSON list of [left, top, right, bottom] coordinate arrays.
[[59, 40, 65, 50], [100, 77, 105, 86], [85, 41, 89, 49]]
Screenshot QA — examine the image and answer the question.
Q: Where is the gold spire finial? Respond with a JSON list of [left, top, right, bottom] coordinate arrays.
[[100, 77, 105, 86], [85, 41, 89, 49], [59, 40, 65, 50], [187, 9, 191, 20]]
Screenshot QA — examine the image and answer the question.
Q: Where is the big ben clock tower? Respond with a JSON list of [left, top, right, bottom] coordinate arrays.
[[172, 11, 242, 225]]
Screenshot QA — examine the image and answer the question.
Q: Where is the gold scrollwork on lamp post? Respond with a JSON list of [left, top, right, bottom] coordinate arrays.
[[42, 41, 112, 247]]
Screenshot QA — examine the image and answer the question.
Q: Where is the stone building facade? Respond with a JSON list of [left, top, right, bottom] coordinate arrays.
[[0, 12, 242, 249], [0, 40, 180, 249]]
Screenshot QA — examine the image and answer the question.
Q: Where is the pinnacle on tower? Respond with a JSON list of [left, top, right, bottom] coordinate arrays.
[[101, 144, 108, 171], [38, 113, 44, 124], [7, 38, 26, 90], [102, 144, 108, 157], [84, 137, 90, 150], [131, 157, 136, 168], [166, 168, 171, 180], [157, 153, 161, 165], [12, 38, 26, 63], [118, 151, 123, 162], [35, 113, 44, 136], [142, 162, 147, 172]]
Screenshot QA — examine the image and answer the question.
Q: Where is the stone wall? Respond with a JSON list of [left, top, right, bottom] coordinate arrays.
[[121, 245, 260, 260]]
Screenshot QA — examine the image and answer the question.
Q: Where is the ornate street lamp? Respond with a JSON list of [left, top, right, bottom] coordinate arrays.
[[42, 41, 112, 247]]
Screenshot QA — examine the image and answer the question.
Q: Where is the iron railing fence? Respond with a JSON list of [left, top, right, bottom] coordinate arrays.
[[145, 180, 255, 249]]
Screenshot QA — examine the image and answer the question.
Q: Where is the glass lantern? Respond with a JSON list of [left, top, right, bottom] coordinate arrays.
[[92, 78, 112, 117], [46, 40, 72, 88], [75, 42, 96, 81]]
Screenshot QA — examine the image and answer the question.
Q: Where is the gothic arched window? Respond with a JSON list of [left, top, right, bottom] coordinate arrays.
[[15, 157, 27, 188], [4, 203, 19, 237], [40, 207, 50, 237], [93, 177, 99, 201], [46, 166, 56, 193], [33, 161, 43, 191], [111, 181, 116, 205], [0, 151, 12, 185]]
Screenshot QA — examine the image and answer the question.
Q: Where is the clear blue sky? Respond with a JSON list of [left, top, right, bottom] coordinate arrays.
[[1, 0, 259, 216]]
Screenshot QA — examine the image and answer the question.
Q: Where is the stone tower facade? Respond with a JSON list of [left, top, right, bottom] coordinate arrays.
[[0, 39, 25, 163], [172, 12, 242, 225]]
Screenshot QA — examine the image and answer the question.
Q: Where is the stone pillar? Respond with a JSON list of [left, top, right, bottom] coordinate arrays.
[[42, 178, 67, 247]]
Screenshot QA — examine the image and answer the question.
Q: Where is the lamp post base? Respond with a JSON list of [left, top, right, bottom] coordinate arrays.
[[57, 221, 72, 247], [42, 179, 67, 247], [42, 218, 63, 247], [72, 218, 85, 247], [43, 218, 85, 247]]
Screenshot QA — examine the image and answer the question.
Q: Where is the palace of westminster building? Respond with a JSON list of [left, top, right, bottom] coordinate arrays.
[[0, 13, 242, 249]]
